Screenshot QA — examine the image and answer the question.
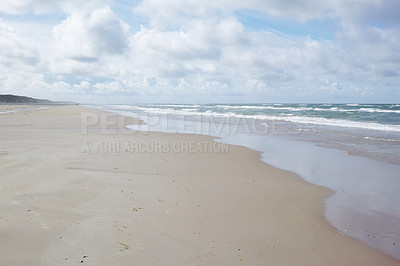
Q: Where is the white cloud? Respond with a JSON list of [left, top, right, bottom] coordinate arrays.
[[0, 0, 110, 14], [0, 0, 399, 103], [134, 0, 330, 28], [243, 0, 328, 22], [133, 0, 399, 27], [93, 81, 126, 95], [53, 6, 129, 61], [332, 0, 400, 27], [133, 18, 246, 65], [0, 19, 49, 98], [0, 0, 55, 14], [0, 18, 40, 67]]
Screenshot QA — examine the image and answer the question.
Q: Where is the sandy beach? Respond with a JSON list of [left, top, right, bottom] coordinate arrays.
[[0, 105, 399, 266]]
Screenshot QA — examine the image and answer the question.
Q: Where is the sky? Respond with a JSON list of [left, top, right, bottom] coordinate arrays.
[[0, 0, 399, 104]]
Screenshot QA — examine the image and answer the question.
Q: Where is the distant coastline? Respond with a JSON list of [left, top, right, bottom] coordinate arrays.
[[0, 94, 75, 105]]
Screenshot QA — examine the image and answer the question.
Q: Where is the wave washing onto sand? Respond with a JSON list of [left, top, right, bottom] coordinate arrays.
[[0, 107, 48, 115], [98, 103, 400, 260]]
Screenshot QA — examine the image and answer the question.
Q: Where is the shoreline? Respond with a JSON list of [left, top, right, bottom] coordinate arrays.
[[101, 103, 400, 259], [0, 105, 399, 265]]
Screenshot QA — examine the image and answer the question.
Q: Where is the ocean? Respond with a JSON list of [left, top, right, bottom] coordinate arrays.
[[98, 103, 400, 259], [105, 103, 400, 164]]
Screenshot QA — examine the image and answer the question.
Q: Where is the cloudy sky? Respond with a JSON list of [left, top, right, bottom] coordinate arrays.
[[0, 0, 399, 103]]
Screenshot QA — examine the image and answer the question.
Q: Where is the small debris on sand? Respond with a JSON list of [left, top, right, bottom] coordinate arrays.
[[119, 242, 130, 251]]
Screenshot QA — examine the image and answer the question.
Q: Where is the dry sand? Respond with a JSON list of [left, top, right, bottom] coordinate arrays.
[[0, 105, 399, 265]]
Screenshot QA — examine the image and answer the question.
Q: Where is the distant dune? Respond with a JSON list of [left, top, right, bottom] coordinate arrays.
[[0, 94, 51, 104], [0, 94, 75, 105]]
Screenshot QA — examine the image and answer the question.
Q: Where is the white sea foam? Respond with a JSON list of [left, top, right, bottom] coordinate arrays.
[[147, 104, 200, 108], [0, 111, 14, 114], [364, 137, 400, 143], [359, 108, 400, 113], [181, 108, 199, 111], [106, 105, 137, 110], [276, 116, 400, 132], [310, 107, 400, 114], [213, 105, 400, 114], [0, 107, 48, 115], [214, 105, 314, 111], [132, 106, 201, 116]]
